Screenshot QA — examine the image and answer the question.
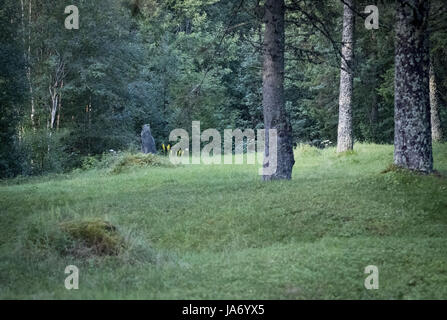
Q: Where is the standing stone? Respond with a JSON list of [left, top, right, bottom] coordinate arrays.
[[141, 124, 156, 154]]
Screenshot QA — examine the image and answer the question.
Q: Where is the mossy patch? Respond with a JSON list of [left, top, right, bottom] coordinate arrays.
[[60, 219, 125, 256]]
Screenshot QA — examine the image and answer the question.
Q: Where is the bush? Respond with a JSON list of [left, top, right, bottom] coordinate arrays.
[[18, 129, 71, 175], [81, 156, 100, 170]]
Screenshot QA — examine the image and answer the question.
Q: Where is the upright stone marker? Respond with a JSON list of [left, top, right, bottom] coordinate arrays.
[[141, 124, 156, 154]]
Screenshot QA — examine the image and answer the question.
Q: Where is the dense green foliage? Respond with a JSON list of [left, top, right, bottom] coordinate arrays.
[[1, 0, 446, 178], [0, 0, 27, 177], [1, 143, 446, 298]]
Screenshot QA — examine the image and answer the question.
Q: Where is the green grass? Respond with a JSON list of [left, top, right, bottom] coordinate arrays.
[[1, 143, 446, 299]]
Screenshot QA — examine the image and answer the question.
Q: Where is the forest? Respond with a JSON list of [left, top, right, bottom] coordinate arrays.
[[1, 0, 446, 177], [0, 0, 447, 300]]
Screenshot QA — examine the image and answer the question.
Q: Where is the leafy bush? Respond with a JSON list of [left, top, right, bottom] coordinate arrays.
[[81, 156, 100, 170], [17, 129, 71, 175]]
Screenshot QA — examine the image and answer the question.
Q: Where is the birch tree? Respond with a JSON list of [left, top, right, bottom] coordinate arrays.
[[336, 0, 355, 153], [20, 0, 35, 128], [429, 59, 443, 142]]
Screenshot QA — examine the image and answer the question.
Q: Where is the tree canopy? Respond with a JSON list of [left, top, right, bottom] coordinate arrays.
[[1, 0, 446, 178]]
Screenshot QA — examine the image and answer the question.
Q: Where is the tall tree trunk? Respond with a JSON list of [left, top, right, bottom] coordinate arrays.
[[370, 91, 379, 138], [429, 59, 443, 142], [20, 0, 35, 129], [394, 0, 432, 173], [369, 35, 379, 141], [262, 0, 294, 180], [28, 0, 35, 128], [336, 0, 355, 153], [56, 81, 63, 131]]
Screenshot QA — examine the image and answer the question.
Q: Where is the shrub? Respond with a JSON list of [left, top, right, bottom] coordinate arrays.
[[18, 129, 71, 175], [81, 156, 100, 170]]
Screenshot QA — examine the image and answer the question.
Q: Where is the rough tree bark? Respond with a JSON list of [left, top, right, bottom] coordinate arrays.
[[429, 59, 443, 142], [336, 0, 355, 153], [394, 0, 433, 173], [262, 0, 294, 180]]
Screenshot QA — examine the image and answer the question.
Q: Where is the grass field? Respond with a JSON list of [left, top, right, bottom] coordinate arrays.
[[1, 143, 446, 299]]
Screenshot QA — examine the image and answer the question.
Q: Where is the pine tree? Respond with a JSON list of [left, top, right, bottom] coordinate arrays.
[[262, 0, 295, 180], [394, 0, 433, 173]]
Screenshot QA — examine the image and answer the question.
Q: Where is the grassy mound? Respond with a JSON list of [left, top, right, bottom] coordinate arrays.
[[60, 219, 125, 256], [21, 215, 170, 267], [109, 153, 175, 174]]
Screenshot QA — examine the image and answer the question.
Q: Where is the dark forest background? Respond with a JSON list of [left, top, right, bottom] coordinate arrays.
[[1, 0, 446, 178]]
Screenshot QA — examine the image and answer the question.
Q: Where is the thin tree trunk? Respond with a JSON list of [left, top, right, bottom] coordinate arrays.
[[57, 81, 63, 131], [28, 0, 35, 128], [49, 58, 65, 130], [86, 97, 92, 154], [394, 0, 432, 173], [262, 0, 294, 180], [21, 0, 35, 128], [430, 59, 443, 142], [50, 91, 58, 130], [370, 91, 378, 137], [369, 34, 379, 141], [337, 0, 355, 153]]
